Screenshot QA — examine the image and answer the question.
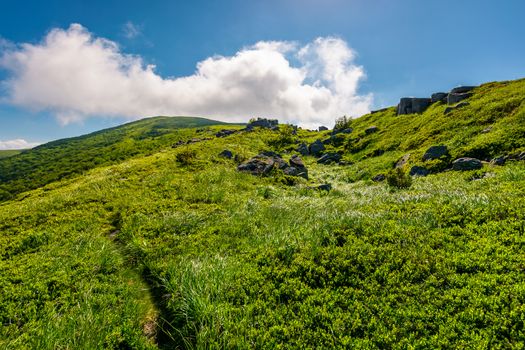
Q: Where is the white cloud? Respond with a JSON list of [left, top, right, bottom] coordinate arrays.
[[0, 139, 40, 150], [122, 21, 141, 39], [0, 24, 372, 128]]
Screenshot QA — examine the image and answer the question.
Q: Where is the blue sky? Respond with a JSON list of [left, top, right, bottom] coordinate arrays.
[[0, 0, 524, 148]]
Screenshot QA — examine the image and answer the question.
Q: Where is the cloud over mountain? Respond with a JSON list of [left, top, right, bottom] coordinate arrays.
[[0, 24, 372, 127], [0, 139, 40, 150]]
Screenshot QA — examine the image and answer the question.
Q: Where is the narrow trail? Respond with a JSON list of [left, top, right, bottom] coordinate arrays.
[[107, 212, 181, 349]]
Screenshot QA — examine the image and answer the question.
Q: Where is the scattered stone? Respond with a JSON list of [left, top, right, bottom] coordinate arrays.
[[188, 138, 202, 144], [309, 140, 326, 156], [317, 153, 342, 164], [450, 86, 476, 94], [172, 140, 185, 148], [331, 128, 353, 136], [481, 126, 492, 133], [237, 152, 308, 179], [444, 101, 469, 115], [508, 151, 525, 161], [317, 184, 332, 191], [216, 129, 237, 137], [447, 93, 472, 105], [409, 166, 430, 177], [372, 174, 386, 182], [397, 98, 432, 115], [369, 149, 385, 157], [219, 149, 233, 159], [490, 156, 506, 166], [318, 126, 329, 131], [422, 145, 449, 161], [452, 157, 482, 171], [246, 118, 279, 130], [395, 154, 411, 169], [431, 92, 448, 103], [297, 143, 309, 156], [365, 126, 379, 134]]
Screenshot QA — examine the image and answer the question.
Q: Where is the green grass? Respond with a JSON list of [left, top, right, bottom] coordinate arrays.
[[1, 78, 525, 348], [0, 116, 235, 201], [0, 150, 22, 159]]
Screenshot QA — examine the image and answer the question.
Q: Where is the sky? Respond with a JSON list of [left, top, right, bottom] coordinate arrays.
[[0, 0, 524, 149]]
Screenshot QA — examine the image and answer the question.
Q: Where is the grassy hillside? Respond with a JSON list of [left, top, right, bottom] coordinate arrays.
[[1, 78, 525, 348], [0, 116, 233, 200], [0, 150, 22, 159]]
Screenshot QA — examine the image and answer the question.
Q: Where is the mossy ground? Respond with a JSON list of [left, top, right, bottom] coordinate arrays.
[[1, 78, 525, 348]]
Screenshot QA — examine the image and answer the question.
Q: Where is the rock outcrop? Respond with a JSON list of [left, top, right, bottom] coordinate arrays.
[[237, 152, 308, 179], [246, 118, 279, 130], [317, 153, 342, 164], [447, 93, 472, 105], [309, 140, 326, 156], [397, 98, 432, 115], [422, 145, 449, 161], [318, 126, 328, 131], [409, 166, 430, 177], [431, 92, 448, 103], [452, 157, 482, 171]]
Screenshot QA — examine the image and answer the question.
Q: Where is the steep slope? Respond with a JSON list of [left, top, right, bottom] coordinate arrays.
[[0, 116, 234, 200], [1, 78, 525, 348]]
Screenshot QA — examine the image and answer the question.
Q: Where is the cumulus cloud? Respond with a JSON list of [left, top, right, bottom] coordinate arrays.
[[0, 139, 40, 150], [0, 24, 372, 128]]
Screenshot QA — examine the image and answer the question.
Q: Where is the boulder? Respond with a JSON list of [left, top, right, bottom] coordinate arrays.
[[297, 142, 309, 156], [246, 118, 279, 130], [452, 157, 482, 171], [317, 183, 332, 191], [422, 145, 449, 161], [318, 126, 329, 131], [450, 86, 476, 94], [283, 166, 308, 179], [237, 156, 276, 176], [395, 154, 411, 169], [216, 129, 237, 137], [444, 102, 469, 115], [409, 166, 430, 177], [431, 92, 448, 103], [397, 98, 432, 115], [309, 140, 326, 156], [491, 156, 506, 166], [317, 153, 342, 164], [332, 128, 353, 135], [365, 126, 379, 134], [447, 93, 472, 105], [219, 150, 233, 159], [289, 154, 305, 168], [372, 174, 386, 182]]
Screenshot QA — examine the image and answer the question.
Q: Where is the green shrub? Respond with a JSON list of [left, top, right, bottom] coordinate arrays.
[[176, 149, 197, 166], [386, 167, 412, 189]]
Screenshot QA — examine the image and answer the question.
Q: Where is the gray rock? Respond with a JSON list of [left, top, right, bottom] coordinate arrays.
[[332, 127, 353, 135], [289, 154, 305, 168], [317, 153, 342, 164], [318, 126, 328, 131], [447, 93, 472, 105], [491, 156, 506, 166], [246, 118, 279, 130], [372, 174, 386, 182], [409, 166, 430, 177], [317, 184, 332, 191], [216, 129, 237, 137], [283, 166, 308, 179], [481, 126, 492, 133], [237, 156, 276, 176], [219, 150, 233, 159], [297, 142, 309, 156], [309, 139, 326, 156], [365, 126, 379, 134], [431, 92, 448, 103], [397, 98, 432, 115], [444, 102, 469, 115], [452, 157, 482, 171], [450, 86, 476, 94], [422, 145, 448, 161], [395, 154, 411, 169]]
